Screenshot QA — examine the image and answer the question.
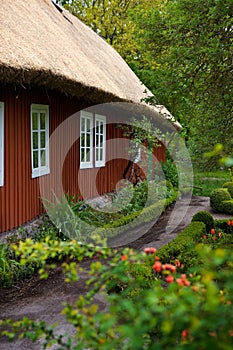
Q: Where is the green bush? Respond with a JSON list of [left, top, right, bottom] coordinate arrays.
[[156, 222, 206, 268], [210, 188, 232, 213], [214, 218, 233, 234], [2, 241, 233, 350], [160, 158, 179, 187], [222, 181, 233, 197], [191, 210, 214, 232], [221, 200, 233, 214]]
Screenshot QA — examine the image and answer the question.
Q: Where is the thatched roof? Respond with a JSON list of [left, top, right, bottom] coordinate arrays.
[[0, 0, 181, 129]]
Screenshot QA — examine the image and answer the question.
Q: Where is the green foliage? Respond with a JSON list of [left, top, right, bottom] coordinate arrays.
[[193, 169, 231, 196], [156, 222, 206, 268], [160, 158, 179, 187], [192, 210, 214, 233], [93, 190, 178, 239], [130, 0, 233, 169], [222, 182, 233, 198], [221, 200, 233, 215], [210, 188, 232, 213], [214, 219, 233, 234], [0, 243, 34, 288], [1, 238, 233, 349]]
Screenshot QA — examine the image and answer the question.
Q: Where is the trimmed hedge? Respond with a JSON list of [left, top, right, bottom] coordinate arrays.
[[221, 200, 233, 214], [156, 222, 206, 263], [214, 218, 233, 234], [93, 190, 178, 239], [222, 182, 233, 198], [210, 188, 231, 213], [191, 211, 214, 232]]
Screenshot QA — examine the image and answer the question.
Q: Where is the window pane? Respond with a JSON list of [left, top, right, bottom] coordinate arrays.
[[81, 134, 85, 147], [86, 118, 90, 132], [32, 113, 38, 130], [40, 150, 46, 166], [86, 149, 90, 162], [40, 131, 46, 148], [33, 132, 38, 149], [81, 118, 85, 132], [100, 122, 103, 134], [99, 134, 103, 145], [40, 113, 46, 129], [96, 120, 99, 133], [86, 133, 90, 147], [96, 148, 99, 161], [81, 148, 85, 162], [100, 148, 103, 161], [33, 151, 38, 168], [96, 134, 99, 146]]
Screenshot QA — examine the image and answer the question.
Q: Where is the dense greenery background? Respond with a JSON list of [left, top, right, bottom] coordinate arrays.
[[58, 0, 233, 169]]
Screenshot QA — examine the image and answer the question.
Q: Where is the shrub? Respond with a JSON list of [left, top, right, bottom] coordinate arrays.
[[221, 200, 233, 214], [156, 222, 206, 268], [1, 242, 233, 350], [214, 218, 233, 234], [210, 188, 231, 213], [222, 181, 233, 197], [191, 210, 214, 232], [160, 158, 178, 187]]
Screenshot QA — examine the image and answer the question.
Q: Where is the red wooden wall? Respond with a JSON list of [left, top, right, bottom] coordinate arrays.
[[0, 84, 166, 233]]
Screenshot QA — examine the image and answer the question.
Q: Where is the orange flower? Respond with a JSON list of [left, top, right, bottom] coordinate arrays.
[[218, 232, 222, 237], [202, 235, 207, 240], [163, 263, 176, 272], [165, 275, 174, 283], [210, 228, 215, 234], [152, 261, 162, 272], [121, 255, 128, 261], [174, 259, 181, 267], [181, 329, 189, 341], [144, 247, 157, 254]]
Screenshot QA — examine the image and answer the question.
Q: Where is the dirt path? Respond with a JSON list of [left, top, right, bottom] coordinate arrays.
[[0, 196, 232, 350]]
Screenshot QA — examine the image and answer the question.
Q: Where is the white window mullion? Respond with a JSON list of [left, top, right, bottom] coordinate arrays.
[[0, 102, 4, 187]]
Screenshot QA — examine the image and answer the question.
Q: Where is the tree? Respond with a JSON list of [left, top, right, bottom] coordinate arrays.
[[130, 0, 233, 168]]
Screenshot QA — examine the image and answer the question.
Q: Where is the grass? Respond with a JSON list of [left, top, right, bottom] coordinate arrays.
[[193, 169, 231, 197]]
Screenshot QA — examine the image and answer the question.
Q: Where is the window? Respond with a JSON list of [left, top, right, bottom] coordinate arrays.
[[80, 112, 106, 169], [80, 111, 93, 169], [31, 104, 50, 178], [0, 102, 4, 187], [95, 115, 106, 167]]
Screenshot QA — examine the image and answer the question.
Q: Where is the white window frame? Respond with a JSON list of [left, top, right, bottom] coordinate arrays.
[[0, 102, 4, 187], [80, 111, 93, 169], [30, 104, 50, 178], [95, 114, 106, 168]]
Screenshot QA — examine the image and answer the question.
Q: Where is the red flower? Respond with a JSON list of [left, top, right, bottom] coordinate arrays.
[[121, 255, 128, 261], [144, 247, 157, 254], [165, 275, 174, 283], [227, 220, 231, 226], [152, 261, 162, 272], [181, 329, 189, 340], [210, 228, 215, 234], [174, 259, 181, 267], [163, 263, 176, 272], [202, 235, 207, 240]]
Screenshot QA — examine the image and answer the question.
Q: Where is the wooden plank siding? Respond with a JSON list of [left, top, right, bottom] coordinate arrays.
[[0, 84, 166, 233]]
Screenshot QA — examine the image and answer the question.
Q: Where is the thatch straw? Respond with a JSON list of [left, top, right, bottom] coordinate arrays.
[[0, 0, 181, 129]]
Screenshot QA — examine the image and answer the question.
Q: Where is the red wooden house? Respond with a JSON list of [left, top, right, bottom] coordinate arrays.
[[0, 0, 180, 234]]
